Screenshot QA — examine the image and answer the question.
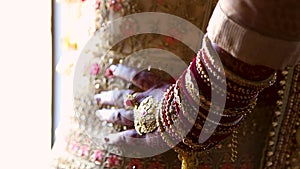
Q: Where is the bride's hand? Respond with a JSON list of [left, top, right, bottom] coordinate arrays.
[[94, 64, 173, 155]]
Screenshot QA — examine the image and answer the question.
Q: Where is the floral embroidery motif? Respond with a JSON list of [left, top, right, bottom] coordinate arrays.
[[107, 155, 121, 168], [120, 18, 138, 36], [220, 162, 235, 169], [164, 28, 183, 46], [90, 150, 104, 164], [198, 164, 212, 169], [127, 159, 144, 169], [240, 156, 253, 169], [156, 0, 164, 6], [90, 63, 100, 75], [148, 161, 164, 169], [79, 145, 89, 156], [69, 142, 79, 152], [95, 0, 101, 9], [109, 0, 123, 12]]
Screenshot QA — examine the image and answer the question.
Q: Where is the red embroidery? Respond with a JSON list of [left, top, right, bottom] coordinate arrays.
[[90, 63, 100, 75], [107, 155, 120, 167], [220, 162, 235, 169], [110, 0, 123, 12], [127, 159, 144, 169], [148, 161, 164, 169]]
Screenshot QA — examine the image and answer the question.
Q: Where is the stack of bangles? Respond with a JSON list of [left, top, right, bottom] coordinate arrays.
[[129, 36, 277, 167], [154, 36, 277, 155]]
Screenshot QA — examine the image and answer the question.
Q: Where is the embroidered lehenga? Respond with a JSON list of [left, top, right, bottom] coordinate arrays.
[[51, 0, 300, 168]]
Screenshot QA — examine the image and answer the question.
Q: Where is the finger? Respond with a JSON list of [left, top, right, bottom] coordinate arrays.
[[132, 69, 169, 90], [96, 108, 134, 127], [104, 129, 167, 149], [105, 64, 137, 82], [106, 64, 169, 90], [94, 89, 133, 107]]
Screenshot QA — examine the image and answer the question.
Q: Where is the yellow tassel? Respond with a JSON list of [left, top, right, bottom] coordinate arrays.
[[178, 152, 199, 169], [181, 157, 188, 169]]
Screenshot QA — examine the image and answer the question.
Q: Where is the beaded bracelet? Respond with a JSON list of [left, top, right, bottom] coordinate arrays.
[[169, 82, 198, 141], [196, 52, 259, 98], [171, 81, 248, 151], [179, 88, 245, 128], [159, 84, 190, 142], [182, 69, 257, 120]]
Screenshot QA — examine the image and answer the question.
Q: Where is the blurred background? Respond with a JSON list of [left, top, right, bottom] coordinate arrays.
[[0, 0, 51, 168]]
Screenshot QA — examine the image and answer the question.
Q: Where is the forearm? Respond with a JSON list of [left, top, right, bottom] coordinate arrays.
[[213, 43, 275, 81], [157, 35, 277, 153]]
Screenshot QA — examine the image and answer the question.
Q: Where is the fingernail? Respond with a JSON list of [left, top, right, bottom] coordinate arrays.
[[104, 137, 110, 142], [96, 98, 101, 103], [95, 98, 101, 106], [94, 94, 101, 103], [104, 65, 117, 78]]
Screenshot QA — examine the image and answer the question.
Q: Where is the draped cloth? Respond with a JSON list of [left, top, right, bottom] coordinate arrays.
[[207, 1, 300, 69]]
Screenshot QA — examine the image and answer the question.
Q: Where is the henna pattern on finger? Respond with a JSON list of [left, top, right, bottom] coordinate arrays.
[[132, 71, 163, 90], [96, 109, 134, 127], [132, 69, 174, 90]]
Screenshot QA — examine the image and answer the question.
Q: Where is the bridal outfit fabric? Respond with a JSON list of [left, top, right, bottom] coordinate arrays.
[[51, 0, 300, 168]]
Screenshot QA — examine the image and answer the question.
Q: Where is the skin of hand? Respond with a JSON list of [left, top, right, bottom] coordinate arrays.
[[94, 64, 173, 154]]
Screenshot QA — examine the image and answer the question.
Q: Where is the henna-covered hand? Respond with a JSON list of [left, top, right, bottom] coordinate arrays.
[[94, 64, 173, 157]]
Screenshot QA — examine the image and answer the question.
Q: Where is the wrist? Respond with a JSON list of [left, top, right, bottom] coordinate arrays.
[[211, 42, 276, 81]]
